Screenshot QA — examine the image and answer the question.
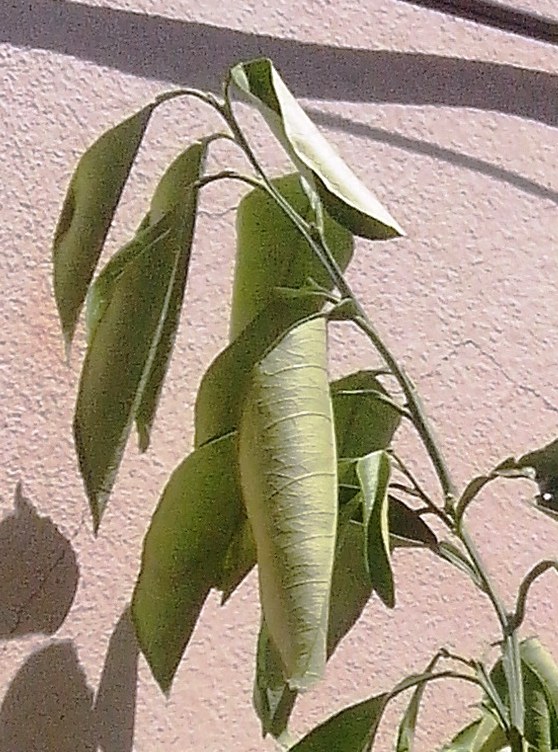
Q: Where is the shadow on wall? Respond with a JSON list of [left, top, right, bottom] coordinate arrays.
[[0, 486, 139, 752], [1, 0, 556, 128]]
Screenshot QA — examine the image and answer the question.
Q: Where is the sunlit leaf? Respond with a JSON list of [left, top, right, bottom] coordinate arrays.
[[396, 653, 441, 752], [288, 693, 389, 751], [74, 212, 180, 529], [230, 58, 404, 240], [231, 172, 353, 339], [133, 142, 209, 450], [238, 317, 337, 690], [131, 433, 244, 693], [357, 451, 394, 607], [217, 516, 257, 604], [53, 104, 155, 350], [442, 716, 508, 752]]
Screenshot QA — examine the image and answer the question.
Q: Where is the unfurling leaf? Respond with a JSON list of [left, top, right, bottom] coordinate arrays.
[[131, 433, 244, 694], [357, 450, 394, 607], [53, 104, 155, 350], [238, 317, 337, 690], [230, 58, 404, 240]]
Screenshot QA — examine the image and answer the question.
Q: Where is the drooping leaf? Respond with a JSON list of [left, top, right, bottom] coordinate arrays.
[[131, 433, 244, 693], [230, 58, 404, 241], [231, 172, 353, 338], [53, 104, 155, 350], [288, 693, 389, 751], [331, 371, 401, 462], [357, 451, 394, 607], [133, 142, 209, 450], [238, 317, 337, 690], [456, 457, 536, 522], [519, 438, 558, 512], [194, 298, 323, 447], [74, 212, 181, 529]]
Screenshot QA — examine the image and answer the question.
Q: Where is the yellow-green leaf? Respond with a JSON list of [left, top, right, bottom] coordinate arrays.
[[53, 104, 155, 350], [231, 172, 353, 338], [238, 317, 337, 690], [357, 450, 394, 607], [131, 433, 244, 693], [74, 213, 179, 530], [230, 59, 404, 241]]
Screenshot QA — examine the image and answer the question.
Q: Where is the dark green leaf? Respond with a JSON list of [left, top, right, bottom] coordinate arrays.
[[357, 451, 394, 607], [217, 516, 257, 604], [519, 438, 558, 512], [389, 497, 438, 550], [131, 433, 244, 693], [230, 59, 404, 241], [442, 716, 508, 751], [396, 654, 441, 752], [53, 104, 155, 350], [331, 371, 401, 462], [456, 457, 535, 522], [133, 142, 209, 450], [288, 693, 389, 751], [238, 317, 337, 690], [231, 172, 353, 338], [74, 212, 180, 529]]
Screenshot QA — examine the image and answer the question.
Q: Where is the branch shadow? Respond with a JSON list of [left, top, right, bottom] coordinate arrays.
[[0, 483, 79, 637], [1, 0, 556, 127]]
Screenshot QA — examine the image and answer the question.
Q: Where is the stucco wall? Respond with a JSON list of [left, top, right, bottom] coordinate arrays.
[[0, 1, 557, 750]]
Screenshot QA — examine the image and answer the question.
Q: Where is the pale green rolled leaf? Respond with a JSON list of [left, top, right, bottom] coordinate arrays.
[[131, 433, 244, 693], [53, 104, 155, 350], [230, 59, 404, 241], [238, 317, 337, 690], [74, 212, 180, 529], [357, 450, 394, 607], [231, 172, 353, 338]]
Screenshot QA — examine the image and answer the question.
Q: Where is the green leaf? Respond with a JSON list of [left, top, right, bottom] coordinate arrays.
[[217, 516, 257, 604], [194, 298, 324, 447], [437, 541, 485, 589], [231, 172, 353, 339], [396, 654, 441, 752], [288, 693, 389, 751], [53, 104, 155, 350], [238, 317, 337, 690], [331, 371, 401, 461], [74, 212, 181, 529], [442, 716, 508, 752], [133, 142, 209, 450], [230, 58, 404, 241], [456, 457, 535, 522], [357, 451, 394, 607], [521, 639, 558, 746], [389, 497, 438, 550], [131, 433, 244, 693], [519, 438, 558, 512]]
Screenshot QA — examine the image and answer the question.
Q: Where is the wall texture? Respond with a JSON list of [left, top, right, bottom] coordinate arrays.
[[0, 1, 557, 750]]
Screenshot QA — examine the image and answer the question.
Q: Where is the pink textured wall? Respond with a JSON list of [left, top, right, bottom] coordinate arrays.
[[0, 1, 556, 749]]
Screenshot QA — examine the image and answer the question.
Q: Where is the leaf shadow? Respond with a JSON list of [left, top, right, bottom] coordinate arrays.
[[0, 483, 79, 638]]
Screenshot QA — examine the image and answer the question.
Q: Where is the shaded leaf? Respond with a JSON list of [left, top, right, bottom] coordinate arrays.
[[288, 693, 389, 752], [238, 317, 337, 690], [388, 497, 438, 550], [357, 451, 394, 607], [521, 639, 558, 745], [131, 433, 244, 693], [519, 438, 558, 512], [217, 517, 257, 604], [74, 212, 180, 529], [53, 104, 155, 350], [231, 172, 353, 339], [331, 371, 401, 462], [230, 59, 404, 240]]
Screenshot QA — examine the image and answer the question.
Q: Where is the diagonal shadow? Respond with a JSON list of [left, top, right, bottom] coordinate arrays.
[[308, 108, 558, 204], [1, 0, 557, 128]]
